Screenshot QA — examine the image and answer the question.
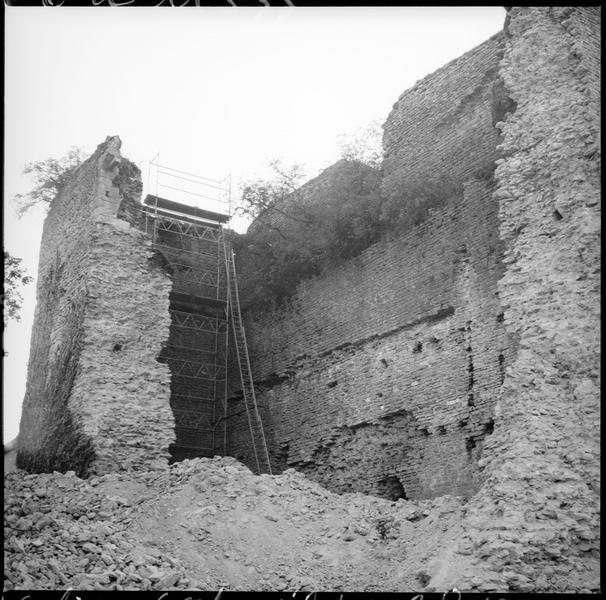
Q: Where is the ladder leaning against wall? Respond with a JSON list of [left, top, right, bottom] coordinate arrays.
[[222, 238, 273, 476]]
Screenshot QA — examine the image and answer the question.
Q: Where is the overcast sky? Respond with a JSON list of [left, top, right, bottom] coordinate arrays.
[[3, 6, 505, 442]]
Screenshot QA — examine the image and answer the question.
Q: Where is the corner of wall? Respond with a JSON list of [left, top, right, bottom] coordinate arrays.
[[432, 7, 601, 591], [17, 136, 175, 476]]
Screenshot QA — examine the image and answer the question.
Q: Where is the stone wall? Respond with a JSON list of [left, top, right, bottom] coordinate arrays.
[[229, 6, 599, 525], [17, 136, 174, 476], [427, 7, 601, 593], [13, 6, 600, 587], [237, 159, 383, 312]]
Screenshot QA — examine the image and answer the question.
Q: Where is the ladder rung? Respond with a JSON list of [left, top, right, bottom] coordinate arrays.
[[224, 241, 273, 476]]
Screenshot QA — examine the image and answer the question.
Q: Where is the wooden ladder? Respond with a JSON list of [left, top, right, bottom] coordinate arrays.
[[223, 241, 273, 475]]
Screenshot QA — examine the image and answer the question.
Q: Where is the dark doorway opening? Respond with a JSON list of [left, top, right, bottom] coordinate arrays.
[[376, 475, 408, 501]]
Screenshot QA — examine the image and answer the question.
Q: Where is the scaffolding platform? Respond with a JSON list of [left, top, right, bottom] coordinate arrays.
[[169, 291, 226, 313], [143, 194, 230, 225]]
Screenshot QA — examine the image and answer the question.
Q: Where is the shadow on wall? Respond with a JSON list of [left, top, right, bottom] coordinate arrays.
[[295, 412, 417, 500]]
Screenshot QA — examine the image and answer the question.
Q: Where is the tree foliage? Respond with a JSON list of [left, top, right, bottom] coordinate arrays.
[[238, 160, 307, 222], [14, 147, 88, 217], [234, 159, 384, 310], [337, 119, 383, 169], [3, 251, 33, 326]]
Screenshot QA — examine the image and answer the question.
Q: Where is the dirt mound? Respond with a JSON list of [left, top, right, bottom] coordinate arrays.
[[4, 457, 466, 592]]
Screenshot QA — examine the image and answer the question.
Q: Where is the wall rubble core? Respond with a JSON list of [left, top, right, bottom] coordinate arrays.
[[17, 136, 174, 476], [443, 6, 601, 592]]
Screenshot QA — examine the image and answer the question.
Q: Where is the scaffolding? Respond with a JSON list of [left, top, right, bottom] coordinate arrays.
[[141, 158, 271, 474]]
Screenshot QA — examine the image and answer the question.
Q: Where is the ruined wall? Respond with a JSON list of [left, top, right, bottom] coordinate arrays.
[[428, 7, 601, 593], [225, 34, 518, 498], [237, 159, 383, 313], [249, 159, 380, 237], [230, 180, 512, 498], [17, 137, 174, 476], [381, 32, 506, 217], [227, 34, 515, 499]]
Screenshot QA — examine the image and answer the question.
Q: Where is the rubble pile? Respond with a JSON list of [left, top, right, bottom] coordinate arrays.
[[4, 457, 465, 592]]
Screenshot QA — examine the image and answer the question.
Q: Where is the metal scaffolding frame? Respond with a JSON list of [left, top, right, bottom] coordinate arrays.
[[137, 158, 271, 473]]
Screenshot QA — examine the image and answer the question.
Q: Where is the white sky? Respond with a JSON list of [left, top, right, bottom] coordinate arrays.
[[3, 6, 505, 443]]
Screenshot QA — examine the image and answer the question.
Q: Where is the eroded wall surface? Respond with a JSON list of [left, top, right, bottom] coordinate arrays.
[[17, 137, 174, 475], [229, 32, 516, 499], [248, 159, 380, 237], [428, 6, 601, 593], [381, 32, 506, 212], [231, 7, 599, 535], [232, 177, 512, 499]]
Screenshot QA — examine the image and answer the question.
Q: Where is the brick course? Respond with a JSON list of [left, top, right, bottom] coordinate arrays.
[[229, 174, 513, 499], [381, 33, 505, 217], [226, 34, 518, 501]]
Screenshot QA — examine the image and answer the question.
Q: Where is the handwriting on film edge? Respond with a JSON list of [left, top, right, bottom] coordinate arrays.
[[11, 590, 510, 600], [42, 0, 295, 6]]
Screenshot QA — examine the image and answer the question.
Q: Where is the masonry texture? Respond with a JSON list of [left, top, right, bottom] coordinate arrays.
[[229, 5, 600, 590], [17, 137, 174, 476], [228, 34, 518, 501], [249, 159, 381, 237], [13, 7, 600, 591], [439, 7, 601, 592], [381, 31, 507, 218]]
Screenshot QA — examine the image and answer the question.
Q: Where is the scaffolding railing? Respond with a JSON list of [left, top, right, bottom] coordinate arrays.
[[148, 155, 232, 219]]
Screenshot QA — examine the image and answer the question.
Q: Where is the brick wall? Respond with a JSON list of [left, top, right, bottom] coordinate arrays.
[[17, 136, 174, 476], [249, 159, 379, 238], [227, 32, 516, 500], [381, 33, 505, 218], [229, 174, 513, 499]]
